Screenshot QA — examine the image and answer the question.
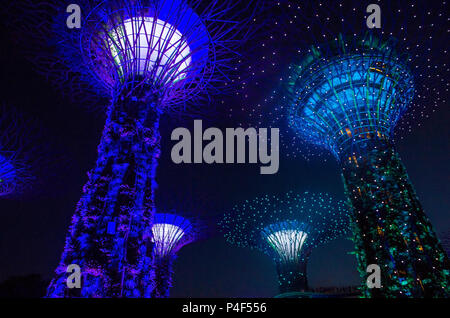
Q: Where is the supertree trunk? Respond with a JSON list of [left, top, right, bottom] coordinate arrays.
[[151, 256, 174, 298], [340, 139, 449, 298], [276, 259, 308, 295], [47, 88, 161, 298]]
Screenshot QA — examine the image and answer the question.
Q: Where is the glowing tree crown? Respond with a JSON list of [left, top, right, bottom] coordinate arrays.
[[220, 191, 349, 264], [8, 0, 264, 115], [152, 213, 195, 258], [81, 0, 226, 108], [108, 17, 194, 82], [288, 35, 414, 158]]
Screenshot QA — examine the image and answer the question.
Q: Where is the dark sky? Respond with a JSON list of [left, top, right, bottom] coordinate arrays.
[[0, 0, 448, 297]]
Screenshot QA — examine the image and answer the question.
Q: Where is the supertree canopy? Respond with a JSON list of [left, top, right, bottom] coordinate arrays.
[[220, 191, 349, 297], [81, 0, 211, 109], [151, 213, 198, 298], [287, 35, 449, 298], [288, 34, 414, 159], [35, 0, 260, 298]]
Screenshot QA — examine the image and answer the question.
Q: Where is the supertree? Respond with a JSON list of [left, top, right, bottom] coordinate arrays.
[[219, 191, 349, 297], [150, 213, 199, 298], [151, 169, 215, 298], [286, 28, 449, 298], [4, 0, 264, 298], [230, 0, 449, 298]]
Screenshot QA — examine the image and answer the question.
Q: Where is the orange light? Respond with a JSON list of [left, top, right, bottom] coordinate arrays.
[[345, 128, 352, 138]]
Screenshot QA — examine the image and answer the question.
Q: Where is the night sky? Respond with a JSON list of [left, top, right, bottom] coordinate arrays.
[[0, 0, 448, 297]]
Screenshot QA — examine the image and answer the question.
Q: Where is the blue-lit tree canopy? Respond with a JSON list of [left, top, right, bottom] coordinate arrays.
[[288, 35, 414, 158], [229, 1, 448, 161], [220, 191, 349, 296], [81, 0, 214, 109]]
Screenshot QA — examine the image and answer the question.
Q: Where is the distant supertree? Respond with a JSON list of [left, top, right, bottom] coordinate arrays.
[[287, 34, 449, 297], [150, 213, 199, 298], [12, 0, 264, 298], [0, 106, 41, 199], [220, 191, 349, 297]]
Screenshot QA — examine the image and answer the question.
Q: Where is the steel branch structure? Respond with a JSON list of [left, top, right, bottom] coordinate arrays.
[[288, 35, 414, 159], [220, 191, 349, 297]]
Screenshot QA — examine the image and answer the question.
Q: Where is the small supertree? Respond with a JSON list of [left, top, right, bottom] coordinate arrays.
[[150, 213, 199, 298], [220, 191, 349, 297], [151, 171, 215, 298], [0, 106, 40, 199], [17, 0, 262, 298]]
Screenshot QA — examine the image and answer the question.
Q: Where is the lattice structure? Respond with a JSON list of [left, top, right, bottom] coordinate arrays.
[[81, 0, 213, 109], [288, 35, 414, 158], [220, 191, 349, 296], [264, 223, 308, 265], [288, 35, 449, 298]]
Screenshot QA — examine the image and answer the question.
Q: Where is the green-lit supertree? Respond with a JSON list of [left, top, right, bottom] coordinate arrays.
[[287, 34, 449, 297], [219, 191, 349, 298]]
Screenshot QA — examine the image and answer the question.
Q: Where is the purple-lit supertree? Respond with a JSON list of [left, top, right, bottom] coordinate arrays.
[[0, 107, 38, 199], [150, 213, 198, 298], [220, 191, 349, 298], [11, 0, 264, 297]]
